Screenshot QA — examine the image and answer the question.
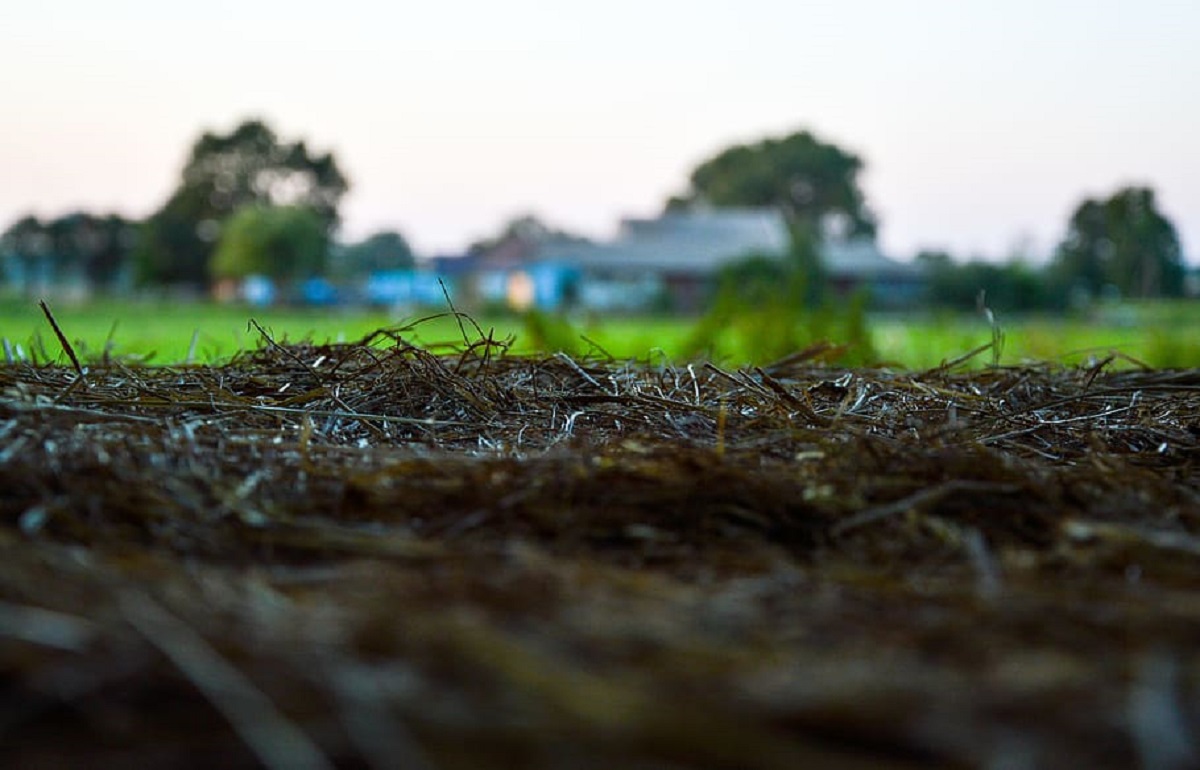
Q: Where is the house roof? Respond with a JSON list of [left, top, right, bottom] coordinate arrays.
[[538, 208, 917, 279], [822, 239, 919, 278], [540, 208, 791, 276], [423, 253, 480, 276]]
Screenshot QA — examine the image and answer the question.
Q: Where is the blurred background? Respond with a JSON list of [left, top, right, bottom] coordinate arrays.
[[1, 0, 1197, 365]]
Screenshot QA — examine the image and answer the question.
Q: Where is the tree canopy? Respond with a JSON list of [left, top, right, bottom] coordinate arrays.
[[668, 130, 877, 240], [916, 250, 1058, 312], [330, 231, 416, 279], [210, 205, 328, 282], [1, 212, 137, 291], [134, 119, 348, 288], [1051, 186, 1185, 300], [1, 216, 52, 260], [467, 214, 589, 257]]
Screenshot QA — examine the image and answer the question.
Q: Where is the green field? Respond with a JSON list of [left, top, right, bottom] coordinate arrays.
[[1, 297, 1197, 369]]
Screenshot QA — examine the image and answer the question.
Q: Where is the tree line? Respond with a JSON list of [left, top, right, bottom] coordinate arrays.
[[664, 131, 1189, 309], [0, 119, 413, 297], [915, 185, 1187, 312], [1, 119, 1189, 309]]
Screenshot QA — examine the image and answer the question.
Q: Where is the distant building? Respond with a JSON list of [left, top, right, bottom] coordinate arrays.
[[365, 270, 453, 308], [420, 208, 924, 314], [213, 275, 275, 305], [540, 208, 790, 313], [822, 238, 926, 309], [212, 275, 339, 307], [460, 230, 587, 311], [542, 208, 922, 313]]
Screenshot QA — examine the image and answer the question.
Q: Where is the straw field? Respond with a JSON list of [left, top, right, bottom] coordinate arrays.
[[2, 309, 1200, 768]]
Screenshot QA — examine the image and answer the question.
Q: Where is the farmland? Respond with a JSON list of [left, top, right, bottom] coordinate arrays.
[[1, 297, 1198, 368]]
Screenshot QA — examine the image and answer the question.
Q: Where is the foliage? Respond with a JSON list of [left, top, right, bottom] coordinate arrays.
[[49, 213, 139, 286], [0, 216, 51, 267], [917, 250, 1061, 312], [710, 253, 793, 308], [667, 129, 877, 306], [1, 212, 138, 291], [467, 214, 589, 257], [330, 231, 415, 279], [785, 219, 829, 306], [133, 119, 348, 288], [521, 309, 584, 356], [210, 205, 328, 281], [669, 129, 877, 240], [1050, 186, 1185, 300], [684, 252, 876, 366]]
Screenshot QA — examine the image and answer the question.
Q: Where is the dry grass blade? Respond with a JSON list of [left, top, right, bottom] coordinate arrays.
[[1128, 652, 1198, 770], [754, 366, 831, 426], [761, 340, 848, 373], [118, 591, 333, 770], [556, 351, 608, 393], [326, 661, 439, 770], [831, 481, 1023, 535], [0, 600, 96, 652], [924, 340, 994, 374], [38, 299, 86, 381]]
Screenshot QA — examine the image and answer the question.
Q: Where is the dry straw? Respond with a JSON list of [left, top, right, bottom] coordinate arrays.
[[1, 309, 1198, 768]]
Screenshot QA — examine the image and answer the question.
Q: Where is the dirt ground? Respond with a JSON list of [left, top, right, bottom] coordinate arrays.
[[2, 326, 1199, 769]]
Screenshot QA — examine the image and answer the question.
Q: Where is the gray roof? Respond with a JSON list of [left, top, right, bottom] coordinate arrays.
[[822, 239, 918, 278], [539, 208, 915, 279], [539, 209, 790, 276]]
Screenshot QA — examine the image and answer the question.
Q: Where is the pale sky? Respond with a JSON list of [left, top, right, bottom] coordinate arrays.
[[2, 0, 1197, 262]]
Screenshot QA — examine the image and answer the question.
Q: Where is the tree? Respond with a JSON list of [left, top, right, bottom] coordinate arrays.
[[467, 214, 589, 257], [330, 231, 415, 279], [669, 130, 877, 307], [2, 212, 137, 293], [47, 212, 139, 287], [1051, 186, 1185, 300], [668, 129, 877, 240], [917, 250, 1058, 312], [134, 119, 348, 288], [1, 216, 52, 291], [210, 205, 328, 282]]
